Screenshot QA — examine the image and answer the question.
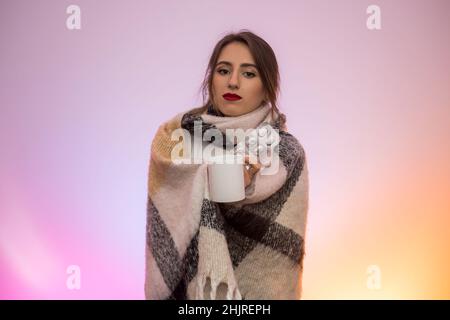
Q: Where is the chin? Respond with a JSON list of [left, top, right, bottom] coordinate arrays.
[[218, 103, 246, 117]]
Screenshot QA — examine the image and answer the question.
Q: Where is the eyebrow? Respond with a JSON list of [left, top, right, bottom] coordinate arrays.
[[216, 61, 258, 68]]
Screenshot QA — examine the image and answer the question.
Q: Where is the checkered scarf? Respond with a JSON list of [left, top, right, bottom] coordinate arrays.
[[145, 104, 309, 299]]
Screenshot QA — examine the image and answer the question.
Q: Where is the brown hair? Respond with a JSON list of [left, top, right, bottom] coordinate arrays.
[[197, 30, 286, 128]]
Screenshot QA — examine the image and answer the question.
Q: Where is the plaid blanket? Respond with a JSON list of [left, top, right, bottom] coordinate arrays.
[[145, 104, 309, 299]]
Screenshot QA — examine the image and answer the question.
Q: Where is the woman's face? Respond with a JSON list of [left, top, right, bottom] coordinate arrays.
[[212, 42, 267, 117]]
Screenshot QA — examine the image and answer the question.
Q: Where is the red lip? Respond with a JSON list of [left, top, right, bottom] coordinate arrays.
[[223, 93, 242, 101]]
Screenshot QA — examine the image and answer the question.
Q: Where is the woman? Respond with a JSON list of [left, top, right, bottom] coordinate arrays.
[[145, 30, 309, 300]]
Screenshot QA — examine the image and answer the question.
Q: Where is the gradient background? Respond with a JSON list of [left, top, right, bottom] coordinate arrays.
[[1, 0, 449, 299]]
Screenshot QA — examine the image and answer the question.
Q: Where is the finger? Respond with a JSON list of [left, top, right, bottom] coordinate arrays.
[[252, 162, 262, 171], [244, 154, 261, 168], [243, 166, 251, 187], [248, 162, 261, 174]]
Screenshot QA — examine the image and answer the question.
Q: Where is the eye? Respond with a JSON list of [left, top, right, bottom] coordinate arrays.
[[217, 68, 229, 75], [243, 71, 256, 78]]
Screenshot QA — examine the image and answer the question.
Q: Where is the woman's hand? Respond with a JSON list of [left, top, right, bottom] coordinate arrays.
[[243, 155, 261, 188]]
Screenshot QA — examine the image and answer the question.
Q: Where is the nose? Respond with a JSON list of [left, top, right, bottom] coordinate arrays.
[[228, 70, 239, 90]]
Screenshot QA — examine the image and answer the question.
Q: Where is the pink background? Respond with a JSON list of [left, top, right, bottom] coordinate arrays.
[[0, 0, 449, 299]]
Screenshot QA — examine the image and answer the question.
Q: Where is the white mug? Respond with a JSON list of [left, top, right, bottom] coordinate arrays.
[[207, 160, 245, 203]]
